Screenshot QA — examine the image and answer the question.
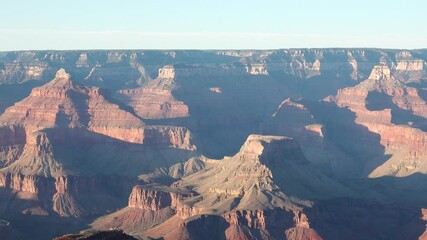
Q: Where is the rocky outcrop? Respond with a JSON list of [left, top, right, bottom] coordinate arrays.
[[158, 65, 175, 79], [0, 69, 196, 177], [334, 65, 427, 176], [246, 63, 269, 75], [1, 49, 426, 87], [176, 134, 352, 203], [0, 173, 132, 217], [128, 186, 172, 211], [116, 79, 189, 119], [108, 190, 321, 239], [394, 51, 425, 83], [223, 210, 269, 230], [0, 54, 49, 84], [336, 65, 427, 119], [143, 126, 195, 150], [0, 173, 42, 193], [2, 49, 427, 240], [0, 69, 145, 133], [260, 98, 358, 176], [91, 135, 332, 239], [53, 230, 138, 240]]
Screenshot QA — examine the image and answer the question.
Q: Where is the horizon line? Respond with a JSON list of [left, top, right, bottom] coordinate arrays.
[[1, 47, 427, 52]]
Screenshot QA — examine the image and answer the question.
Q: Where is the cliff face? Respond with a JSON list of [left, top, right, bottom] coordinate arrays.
[[334, 65, 427, 177], [0, 69, 145, 141], [103, 186, 322, 240], [260, 98, 355, 176], [114, 65, 189, 120], [128, 186, 173, 211], [92, 134, 353, 239], [0, 173, 133, 217], [116, 88, 189, 120], [1, 49, 427, 240], [1, 49, 426, 86], [0, 69, 196, 176], [0, 69, 196, 227]]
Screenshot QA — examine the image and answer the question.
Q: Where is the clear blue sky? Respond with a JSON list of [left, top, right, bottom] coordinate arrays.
[[0, 0, 426, 50]]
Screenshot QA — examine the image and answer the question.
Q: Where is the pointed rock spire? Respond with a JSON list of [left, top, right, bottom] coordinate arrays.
[[55, 68, 71, 80], [48, 68, 75, 89]]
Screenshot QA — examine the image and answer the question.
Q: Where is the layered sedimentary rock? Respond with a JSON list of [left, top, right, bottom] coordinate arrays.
[[0, 69, 196, 223], [0, 69, 195, 174], [260, 98, 355, 175], [93, 135, 354, 239], [128, 186, 173, 211], [2, 49, 425, 87], [336, 65, 427, 119], [334, 65, 427, 177], [246, 63, 269, 75], [0, 69, 146, 144], [1, 49, 427, 240], [0, 58, 49, 84], [394, 51, 425, 83], [115, 66, 189, 119], [0, 172, 132, 217]]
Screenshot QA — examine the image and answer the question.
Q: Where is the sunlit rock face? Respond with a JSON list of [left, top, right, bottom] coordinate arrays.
[[0, 69, 196, 231], [1, 49, 425, 85], [334, 65, 427, 177], [115, 65, 189, 119], [91, 134, 329, 239], [0, 49, 427, 240]]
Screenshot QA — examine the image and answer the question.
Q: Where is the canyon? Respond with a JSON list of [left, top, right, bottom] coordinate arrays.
[[0, 49, 427, 239]]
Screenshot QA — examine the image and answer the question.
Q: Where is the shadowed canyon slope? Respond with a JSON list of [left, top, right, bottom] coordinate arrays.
[[0, 49, 427, 239]]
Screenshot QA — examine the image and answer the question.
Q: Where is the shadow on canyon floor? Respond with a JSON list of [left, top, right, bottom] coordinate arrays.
[[171, 74, 289, 158], [0, 81, 44, 115], [366, 91, 427, 131], [303, 100, 391, 177]]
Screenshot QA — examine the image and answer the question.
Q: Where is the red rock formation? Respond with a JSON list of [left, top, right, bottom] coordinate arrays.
[[245, 63, 269, 75], [336, 65, 427, 119], [334, 65, 427, 176], [394, 51, 425, 83], [116, 88, 189, 119], [0, 172, 132, 217], [128, 186, 172, 211], [0, 69, 146, 144], [0, 68, 196, 221], [116, 65, 189, 119], [223, 210, 267, 230], [0, 69, 195, 177], [143, 126, 195, 150], [260, 98, 355, 175], [91, 135, 343, 239], [285, 227, 323, 240]]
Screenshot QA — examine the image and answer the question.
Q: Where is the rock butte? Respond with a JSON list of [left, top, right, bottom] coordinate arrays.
[[92, 135, 328, 239], [0, 49, 427, 240], [335, 65, 427, 177], [0, 69, 196, 222]]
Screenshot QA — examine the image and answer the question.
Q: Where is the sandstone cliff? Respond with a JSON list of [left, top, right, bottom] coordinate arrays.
[[1, 49, 427, 240], [92, 134, 353, 239], [2, 49, 425, 87], [334, 65, 427, 177], [115, 65, 189, 119], [0, 69, 197, 224], [260, 98, 356, 176]]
